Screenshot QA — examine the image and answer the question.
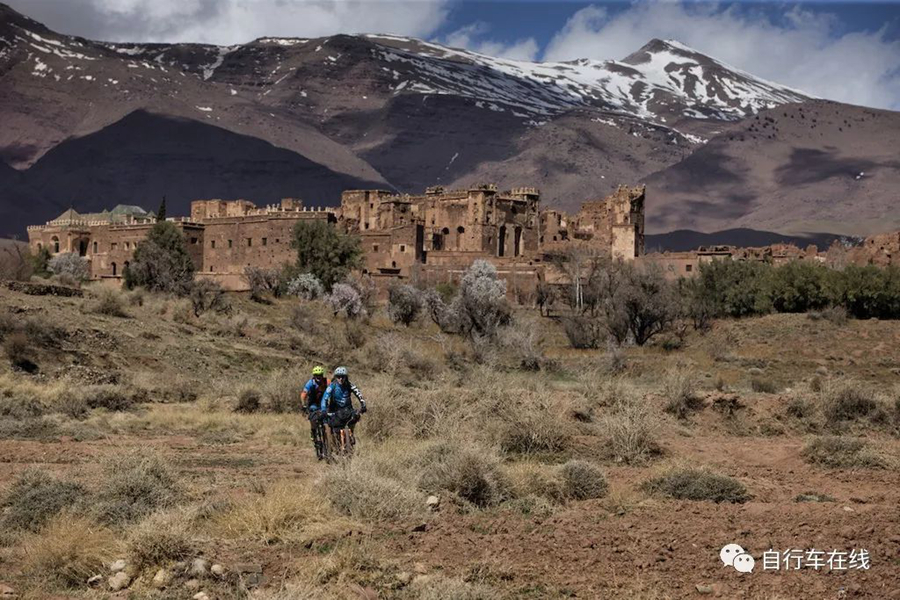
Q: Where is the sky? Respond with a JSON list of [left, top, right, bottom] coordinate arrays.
[[7, 0, 900, 110]]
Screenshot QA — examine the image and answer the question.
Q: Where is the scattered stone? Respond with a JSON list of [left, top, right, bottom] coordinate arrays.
[[109, 559, 127, 573], [193, 593, 210, 600], [211, 563, 226, 577], [190, 558, 210, 577], [842, 506, 855, 513], [108, 572, 131, 592], [413, 562, 427, 575], [695, 584, 714, 594], [86, 575, 103, 587], [396, 572, 412, 585], [184, 579, 201, 591], [152, 568, 172, 588], [425, 495, 440, 510], [0, 584, 17, 598]]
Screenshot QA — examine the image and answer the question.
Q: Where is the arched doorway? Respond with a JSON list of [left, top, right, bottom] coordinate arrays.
[[51, 236, 60, 253]]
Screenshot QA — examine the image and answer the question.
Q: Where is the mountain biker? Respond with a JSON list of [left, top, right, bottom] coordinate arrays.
[[320, 366, 367, 440], [300, 365, 329, 460]]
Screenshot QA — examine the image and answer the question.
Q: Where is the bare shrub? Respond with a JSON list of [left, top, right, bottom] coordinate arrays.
[[4, 331, 37, 372], [95, 451, 181, 524], [326, 282, 366, 319], [323, 464, 424, 522], [662, 369, 703, 419], [244, 266, 281, 302], [417, 441, 508, 508], [822, 380, 880, 425], [289, 303, 319, 334], [1, 469, 87, 531], [642, 468, 750, 503], [22, 515, 119, 587], [127, 509, 193, 568], [492, 397, 573, 456], [601, 388, 660, 464], [47, 252, 89, 282], [287, 272, 324, 300], [409, 575, 504, 600], [189, 279, 230, 316], [388, 284, 424, 326], [751, 376, 779, 394], [261, 369, 304, 413], [801, 436, 888, 469], [561, 315, 604, 349], [560, 460, 609, 500], [455, 260, 511, 340], [0, 243, 33, 281], [504, 463, 564, 503], [807, 306, 848, 325], [87, 287, 130, 317], [234, 387, 262, 413], [498, 319, 547, 371], [81, 384, 141, 411]]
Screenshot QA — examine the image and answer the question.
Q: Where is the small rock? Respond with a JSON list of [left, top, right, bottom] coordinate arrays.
[[211, 564, 226, 577], [191, 558, 210, 577], [152, 568, 172, 589], [193, 593, 209, 600], [0, 584, 17, 598], [411, 574, 432, 586], [109, 559, 127, 573], [174, 561, 188, 572], [184, 579, 201, 591], [425, 495, 440, 510], [108, 572, 131, 592], [695, 584, 714, 594], [396, 572, 412, 585], [413, 562, 428, 575], [842, 506, 855, 513], [86, 575, 103, 587], [412, 523, 427, 532]]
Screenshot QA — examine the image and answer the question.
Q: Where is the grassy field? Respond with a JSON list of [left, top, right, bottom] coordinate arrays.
[[0, 282, 898, 599]]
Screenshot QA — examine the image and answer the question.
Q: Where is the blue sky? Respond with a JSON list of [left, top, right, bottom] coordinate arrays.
[[9, 0, 900, 109]]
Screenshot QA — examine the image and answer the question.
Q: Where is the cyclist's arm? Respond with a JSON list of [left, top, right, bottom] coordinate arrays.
[[320, 384, 332, 413], [350, 383, 366, 408]]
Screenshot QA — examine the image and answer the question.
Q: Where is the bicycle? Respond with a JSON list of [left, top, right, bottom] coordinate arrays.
[[310, 413, 330, 461], [326, 407, 361, 459]]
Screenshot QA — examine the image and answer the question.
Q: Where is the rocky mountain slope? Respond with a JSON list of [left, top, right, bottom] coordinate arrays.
[[1, 2, 897, 241]]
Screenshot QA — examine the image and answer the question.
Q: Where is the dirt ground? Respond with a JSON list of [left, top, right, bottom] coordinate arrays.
[[0, 283, 898, 599]]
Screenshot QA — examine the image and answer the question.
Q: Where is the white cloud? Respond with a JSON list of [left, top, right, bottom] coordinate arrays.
[[443, 21, 539, 61], [9, 0, 451, 45], [543, 2, 900, 110]]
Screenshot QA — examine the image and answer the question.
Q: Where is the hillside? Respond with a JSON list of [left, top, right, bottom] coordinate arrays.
[[1, 2, 898, 240]]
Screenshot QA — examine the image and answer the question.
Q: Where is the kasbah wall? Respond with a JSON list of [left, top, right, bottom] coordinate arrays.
[[26, 183, 900, 298]]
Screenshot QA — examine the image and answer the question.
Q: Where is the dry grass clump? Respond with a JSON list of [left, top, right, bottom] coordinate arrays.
[[801, 436, 889, 469], [80, 383, 144, 412], [94, 451, 181, 524], [409, 575, 505, 600], [218, 480, 355, 544], [21, 514, 119, 587], [750, 375, 780, 394], [324, 463, 426, 522], [417, 441, 509, 508], [1, 468, 87, 532], [662, 369, 704, 419], [560, 460, 609, 501], [600, 386, 661, 464], [642, 468, 750, 503], [127, 508, 193, 568], [821, 379, 884, 426], [491, 396, 574, 456], [807, 306, 848, 325], [504, 462, 564, 504], [86, 287, 130, 318]]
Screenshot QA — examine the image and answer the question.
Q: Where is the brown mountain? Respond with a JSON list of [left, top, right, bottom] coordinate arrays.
[[0, 2, 897, 241]]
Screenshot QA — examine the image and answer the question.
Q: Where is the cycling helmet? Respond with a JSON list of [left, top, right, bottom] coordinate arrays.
[[312, 366, 325, 376], [334, 366, 348, 377]]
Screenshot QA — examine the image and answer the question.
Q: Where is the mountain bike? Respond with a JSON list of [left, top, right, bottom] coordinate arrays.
[[326, 408, 360, 459]]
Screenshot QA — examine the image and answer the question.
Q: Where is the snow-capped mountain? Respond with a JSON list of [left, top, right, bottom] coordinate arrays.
[[1, 2, 898, 240]]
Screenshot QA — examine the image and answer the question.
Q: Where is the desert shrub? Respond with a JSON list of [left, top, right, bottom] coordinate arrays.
[[388, 284, 424, 326], [289, 303, 319, 335], [409, 575, 503, 600], [244, 266, 281, 302], [614, 262, 677, 346], [662, 369, 703, 419], [417, 441, 508, 508], [821, 380, 879, 425], [4, 332, 36, 372], [504, 463, 564, 503], [601, 389, 660, 464], [833, 265, 900, 319], [323, 465, 424, 522], [424, 289, 461, 333], [95, 451, 181, 524], [23, 316, 66, 347], [768, 261, 836, 313], [189, 278, 229, 316], [47, 252, 90, 282], [795, 491, 836, 503], [287, 272, 325, 300], [326, 283, 366, 319], [0, 243, 35, 281], [127, 509, 193, 567], [262, 369, 304, 413], [235, 388, 262, 413], [498, 319, 547, 371], [801, 436, 887, 468], [291, 220, 362, 290], [88, 287, 130, 317], [454, 260, 511, 340], [786, 396, 815, 420], [561, 315, 604, 349], [560, 460, 609, 501], [125, 221, 195, 295], [493, 398, 573, 455], [687, 259, 773, 318], [1, 469, 87, 531], [642, 468, 750, 503], [82, 384, 139, 411], [21, 515, 119, 587], [750, 376, 779, 394], [807, 305, 848, 325]]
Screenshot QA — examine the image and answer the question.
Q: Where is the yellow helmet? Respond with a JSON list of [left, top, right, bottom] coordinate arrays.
[[312, 366, 325, 376]]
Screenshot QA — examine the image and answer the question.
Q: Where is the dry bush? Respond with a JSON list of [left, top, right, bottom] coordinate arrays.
[[4, 331, 36, 372], [504, 462, 564, 504], [387, 283, 424, 326], [560, 460, 609, 501], [21, 515, 119, 587], [261, 368, 305, 413], [642, 468, 750, 503], [409, 575, 504, 600], [662, 369, 703, 419], [189, 278, 230, 316], [214, 313, 250, 337], [801, 436, 888, 469], [807, 306, 848, 325], [80, 384, 143, 411], [498, 319, 548, 371], [491, 396, 574, 456], [323, 462, 425, 522], [561, 315, 605, 349], [1, 469, 87, 532], [127, 509, 193, 568], [795, 491, 836, 503], [94, 451, 181, 524], [601, 387, 660, 464], [750, 376, 779, 394], [86, 287, 130, 318], [234, 387, 262, 413], [416, 441, 509, 508], [821, 379, 882, 426]]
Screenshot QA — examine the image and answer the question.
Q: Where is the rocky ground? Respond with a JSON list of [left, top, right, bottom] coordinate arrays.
[[0, 282, 898, 599]]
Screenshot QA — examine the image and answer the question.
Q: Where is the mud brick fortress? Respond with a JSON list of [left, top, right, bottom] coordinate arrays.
[[26, 185, 646, 292]]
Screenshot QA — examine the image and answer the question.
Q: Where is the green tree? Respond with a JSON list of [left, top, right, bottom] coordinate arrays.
[[688, 259, 773, 318], [767, 261, 836, 313], [290, 220, 361, 290], [124, 221, 195, 294], [156, 196, 167, 222]]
